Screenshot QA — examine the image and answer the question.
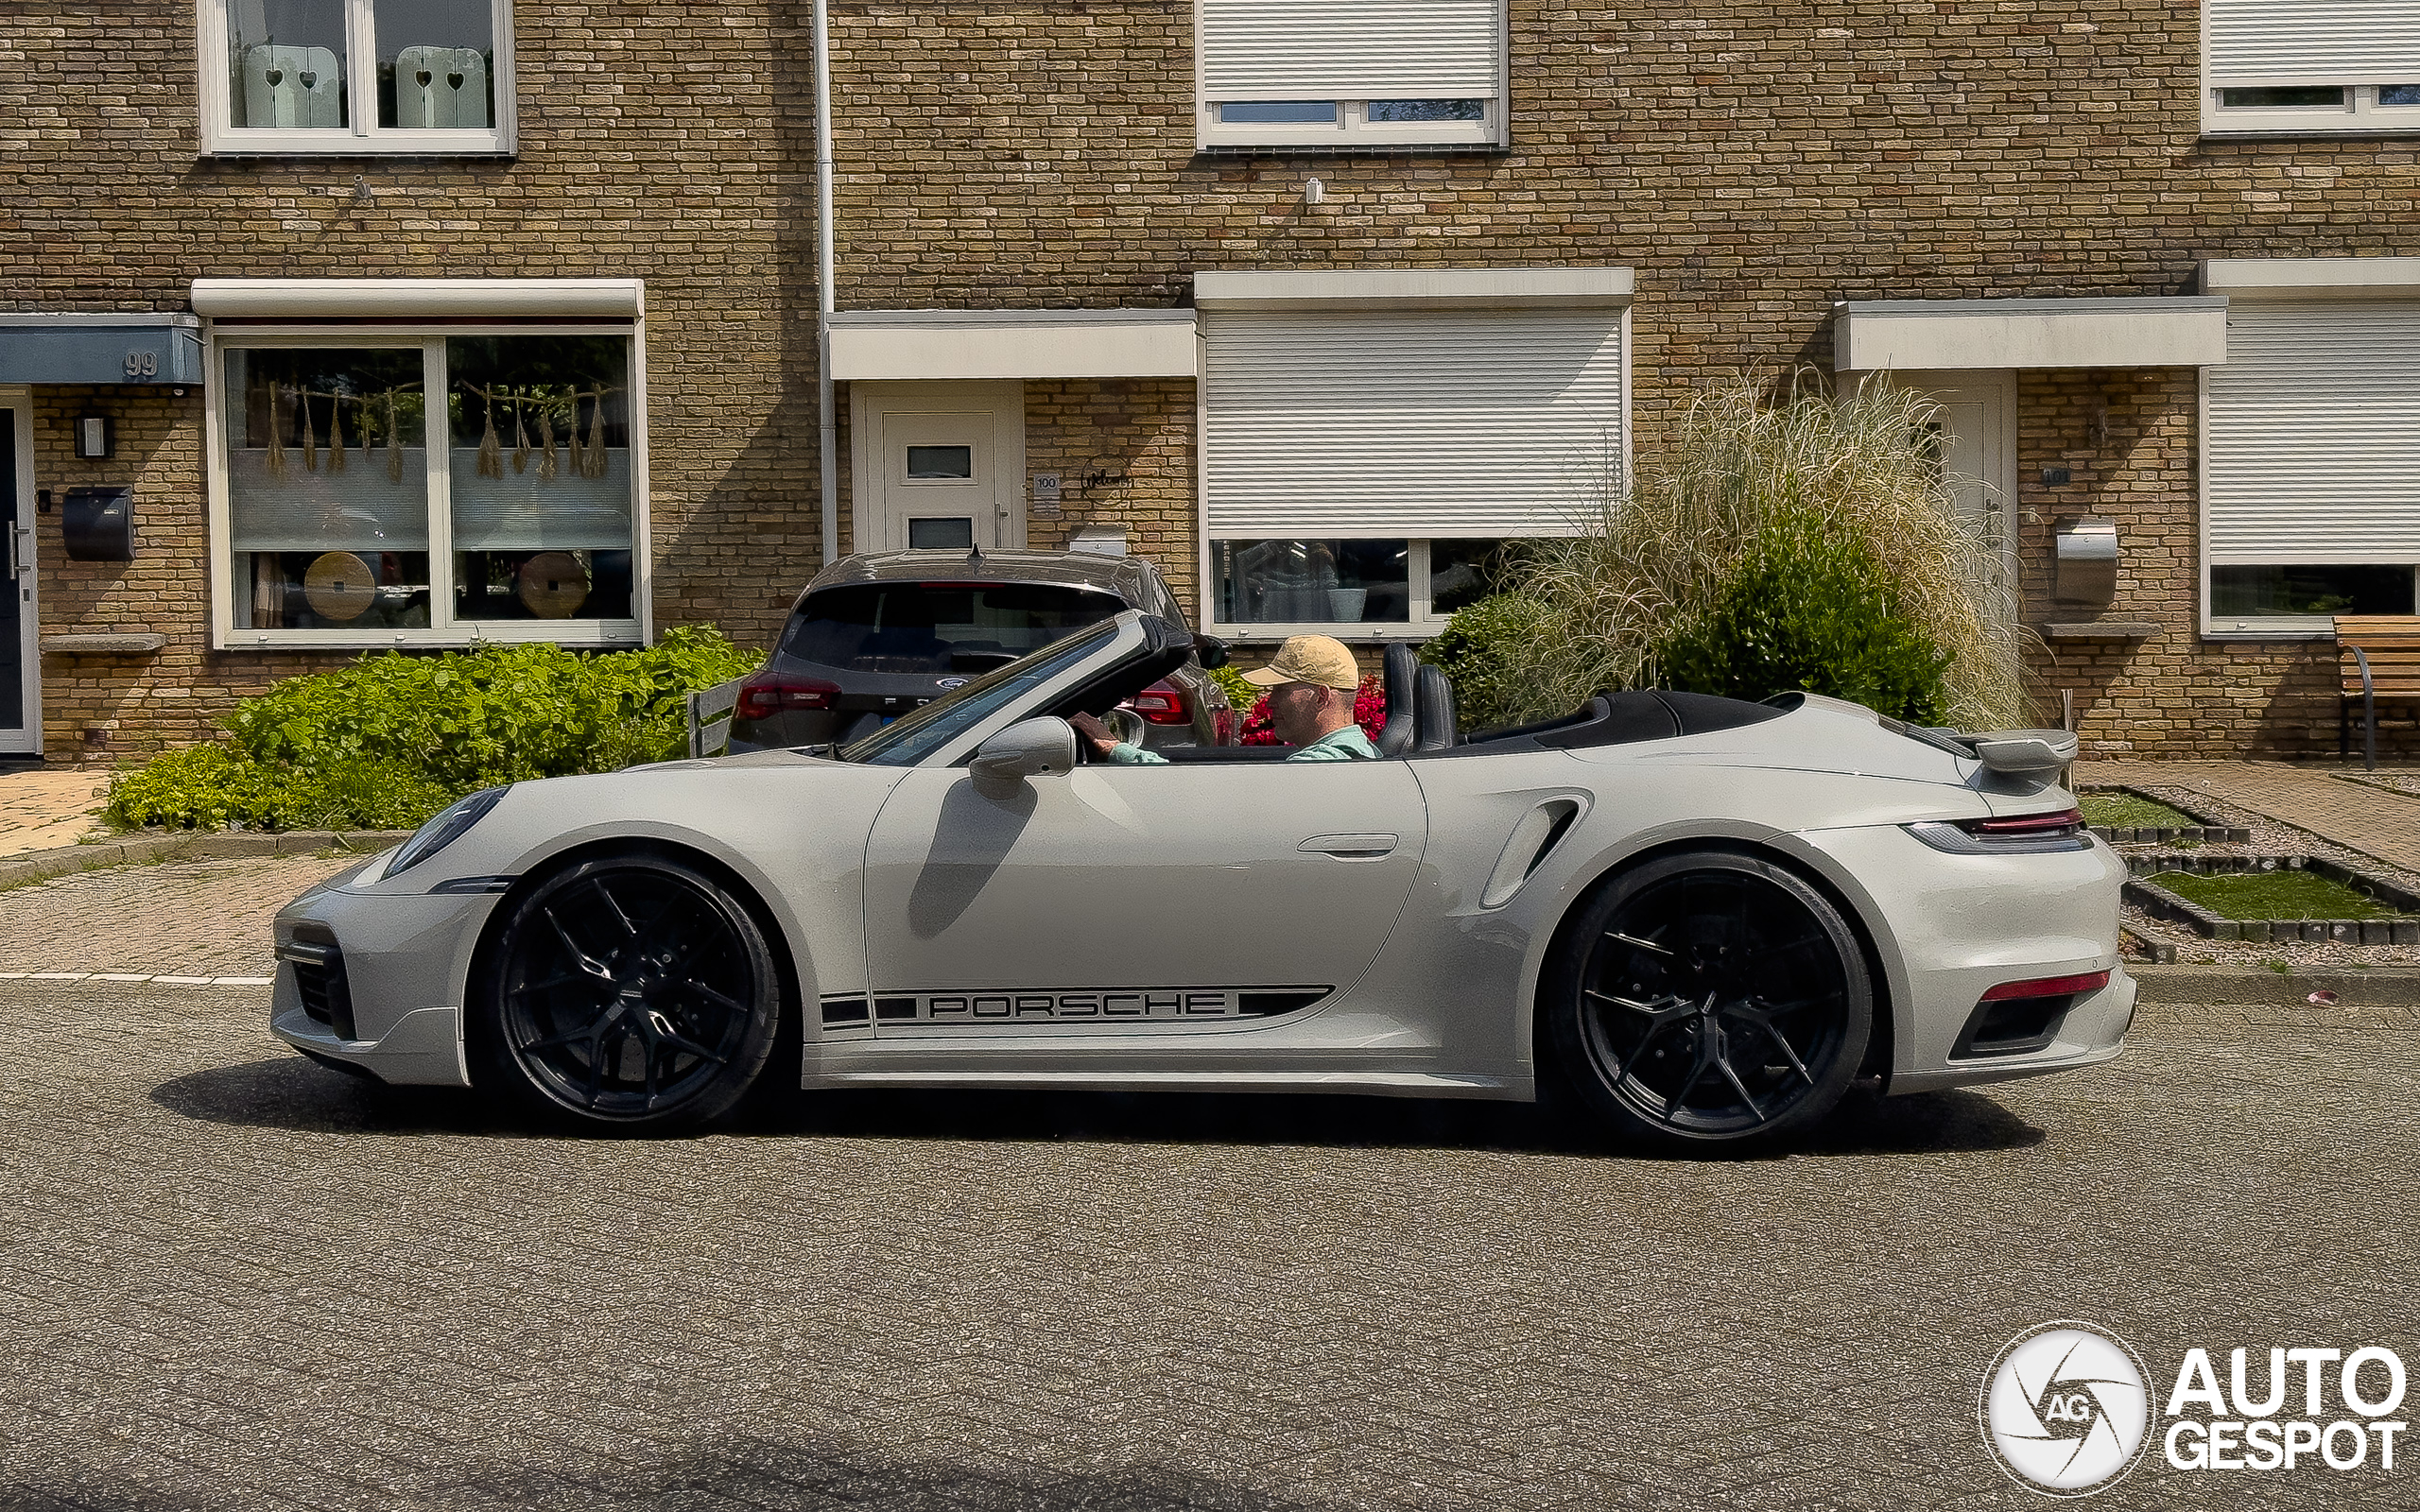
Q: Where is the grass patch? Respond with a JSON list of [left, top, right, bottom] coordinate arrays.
[[2081, 792, 2198, 830], [2146, 869, 2404, 921]]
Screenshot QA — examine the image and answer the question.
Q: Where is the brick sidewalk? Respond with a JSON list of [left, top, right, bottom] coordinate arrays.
[[2078, 759, 2420, 872], [0, 853, 358, 978], [0, 766, 111, 857]]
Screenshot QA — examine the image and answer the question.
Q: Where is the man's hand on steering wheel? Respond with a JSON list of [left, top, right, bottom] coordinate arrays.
[[1068, 711, 1122, 760]]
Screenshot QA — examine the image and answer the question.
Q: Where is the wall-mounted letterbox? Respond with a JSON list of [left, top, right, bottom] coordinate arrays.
[[2054, 517, 2118, 606], [61, 486, 136, 561]]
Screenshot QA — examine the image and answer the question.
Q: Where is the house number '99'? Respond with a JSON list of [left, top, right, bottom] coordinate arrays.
[[124, 351, 158, 378]]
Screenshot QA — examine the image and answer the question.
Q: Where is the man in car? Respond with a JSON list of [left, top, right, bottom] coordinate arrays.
[[1071, 634, 1378, 764]]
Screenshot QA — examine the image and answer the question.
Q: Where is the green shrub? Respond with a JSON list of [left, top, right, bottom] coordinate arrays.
[[1206, 662, 1264, 724], [1421, 593, 1553, 731], [1651, 514, 1953, 723], [105, 626, 760, 832]]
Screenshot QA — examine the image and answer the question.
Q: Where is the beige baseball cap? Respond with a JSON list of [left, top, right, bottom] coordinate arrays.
[[1241, 634, 1361, 691]]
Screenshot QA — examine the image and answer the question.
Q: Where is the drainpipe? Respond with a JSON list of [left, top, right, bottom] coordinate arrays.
[[813, 0, 838, 565]]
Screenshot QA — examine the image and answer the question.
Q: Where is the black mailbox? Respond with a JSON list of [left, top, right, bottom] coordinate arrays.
[[61, 486, 135, 560]]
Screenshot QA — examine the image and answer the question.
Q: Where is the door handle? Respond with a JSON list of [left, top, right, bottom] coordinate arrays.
[[1299, 833, 1396, 860], [7, 524, 28, 578]]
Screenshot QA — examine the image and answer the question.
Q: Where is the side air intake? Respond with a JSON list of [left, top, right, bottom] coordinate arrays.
[[1479, 797, 1586, 908]]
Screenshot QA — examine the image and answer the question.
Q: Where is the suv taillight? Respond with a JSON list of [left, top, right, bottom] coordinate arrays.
[[1123, 679, 1190, 726], [736, 672, 839, 721]]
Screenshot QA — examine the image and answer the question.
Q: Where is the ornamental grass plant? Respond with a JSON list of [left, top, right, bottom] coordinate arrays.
[[1478, 370, 2027, 730]]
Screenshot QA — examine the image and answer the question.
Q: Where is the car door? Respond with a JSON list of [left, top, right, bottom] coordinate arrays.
[[859, 758, 1427, 1033]]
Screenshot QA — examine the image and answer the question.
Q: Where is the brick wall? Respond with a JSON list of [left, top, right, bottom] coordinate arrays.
[[9, 0, 2419, 759], [1021, 379, 1197, 609]]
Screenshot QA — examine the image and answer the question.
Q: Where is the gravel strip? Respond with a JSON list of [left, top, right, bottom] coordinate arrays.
[[2334, 770, 2420, 799]]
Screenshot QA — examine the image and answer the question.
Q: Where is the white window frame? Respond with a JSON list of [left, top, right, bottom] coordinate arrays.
[[2200, 6, 2420, 137], [1202, 538, 1511, 642], [197, 0, 518, 156], [204, 320, 650, 650], [1193, 0, 1509, 152]]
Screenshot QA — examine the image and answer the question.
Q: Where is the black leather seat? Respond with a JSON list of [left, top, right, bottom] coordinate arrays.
[[1375, 642, 1419, 757], [1413, 663, 1458, 750]]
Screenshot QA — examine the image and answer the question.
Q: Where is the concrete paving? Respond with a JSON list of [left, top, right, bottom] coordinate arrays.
[[0, 765, 111, 856], [0, 980, 2410, 1510], [0, 852, 360, 978], [2079, 759, 2420, 873]]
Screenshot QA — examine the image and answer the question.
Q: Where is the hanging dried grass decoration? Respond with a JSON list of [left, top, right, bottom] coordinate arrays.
[[510, 392, 531, 473], [536, 402, 558, 480], [300, 387, 319, 472], [475, 389, 502, 478], [327, 392, 347, 472], [264, 382, 286, 477], [582, 390, 609, 478], [386, 392, 406, 482], [359, 393, 374, 468], [565, 394, 585, 478]]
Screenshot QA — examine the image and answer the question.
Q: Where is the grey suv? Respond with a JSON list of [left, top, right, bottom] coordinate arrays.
[[727, 548, 1235, 753]]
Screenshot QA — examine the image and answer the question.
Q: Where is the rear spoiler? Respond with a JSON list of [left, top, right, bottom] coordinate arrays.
[[1878, 715, 2077, 776]]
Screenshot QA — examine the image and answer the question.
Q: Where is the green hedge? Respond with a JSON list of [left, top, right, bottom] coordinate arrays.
[[1420, 593, 1552, 732], [105, 626, 760, 833]]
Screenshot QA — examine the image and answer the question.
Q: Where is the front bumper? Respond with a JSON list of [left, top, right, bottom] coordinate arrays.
[[267, 857, 495, 1088]]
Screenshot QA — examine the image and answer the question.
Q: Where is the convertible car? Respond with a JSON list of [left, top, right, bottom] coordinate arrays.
[[270, 610, 2134, 1147]]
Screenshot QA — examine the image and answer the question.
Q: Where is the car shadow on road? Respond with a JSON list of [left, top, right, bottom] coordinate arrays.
[[153, 1054, 2047, 1159]]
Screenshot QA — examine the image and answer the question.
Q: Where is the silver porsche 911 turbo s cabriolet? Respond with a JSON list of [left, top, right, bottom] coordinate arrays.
[[271, 610, 2134, 1147]]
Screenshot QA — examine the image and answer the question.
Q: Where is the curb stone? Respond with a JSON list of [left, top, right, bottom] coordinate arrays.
[[2132, 962, 2420, 1013], [0, 830, 414, 892]]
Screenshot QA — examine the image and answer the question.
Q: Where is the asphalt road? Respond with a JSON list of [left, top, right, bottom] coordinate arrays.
[[0, 983, 2412, 1511]]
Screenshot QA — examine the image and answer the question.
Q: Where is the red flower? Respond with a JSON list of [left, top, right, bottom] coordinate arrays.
[[1239, 673, 1387, 746]]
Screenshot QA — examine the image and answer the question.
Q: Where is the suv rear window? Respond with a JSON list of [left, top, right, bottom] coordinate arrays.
[[782, 581, 1130, 674]]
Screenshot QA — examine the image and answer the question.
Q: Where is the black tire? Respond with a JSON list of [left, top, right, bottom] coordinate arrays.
[[1542, 850, 1874, 1149], [471, 852, 782, 1131]]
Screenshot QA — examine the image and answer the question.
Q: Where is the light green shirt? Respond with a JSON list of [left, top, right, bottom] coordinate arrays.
[[1108, 724, 1380, 765]]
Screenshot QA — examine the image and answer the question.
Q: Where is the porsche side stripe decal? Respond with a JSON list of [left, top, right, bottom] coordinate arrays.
[[819, 988, 1329, 1026]]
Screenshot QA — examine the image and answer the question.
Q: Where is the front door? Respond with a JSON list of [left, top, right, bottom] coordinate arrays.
[[1, 403, 35, 755], [850, 380, 1025, 554], [859, 760, 1427, 1038], [1894, 370, 2018, 593]]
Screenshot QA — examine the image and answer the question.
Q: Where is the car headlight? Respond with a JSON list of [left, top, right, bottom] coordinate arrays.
[[385, 786, 510, 880]]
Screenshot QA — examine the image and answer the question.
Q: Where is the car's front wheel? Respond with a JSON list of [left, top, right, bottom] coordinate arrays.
[[1542, 850, 1873, 1149], [472, 852, 782, 1131]]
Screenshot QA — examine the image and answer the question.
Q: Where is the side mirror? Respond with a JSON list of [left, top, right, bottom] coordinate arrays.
[[1192, 632, 1231, 670], [970, 716, 1077, 793]]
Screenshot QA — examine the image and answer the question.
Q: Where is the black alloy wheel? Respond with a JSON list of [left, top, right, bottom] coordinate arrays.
[[1544, 850, 1873, 1148], [474, 853, 781, 1129]]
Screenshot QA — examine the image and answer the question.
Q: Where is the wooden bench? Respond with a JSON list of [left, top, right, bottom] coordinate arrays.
[[685, 675, 748, 759], [2334, 615, 2420, 769]]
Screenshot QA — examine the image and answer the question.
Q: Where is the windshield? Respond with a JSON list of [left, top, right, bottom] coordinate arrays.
[[838, 616, 1124, 766], [782, 580, 1127, 673]]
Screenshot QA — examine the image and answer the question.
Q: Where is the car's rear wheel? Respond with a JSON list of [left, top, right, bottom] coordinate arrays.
[[1543, 850, 1872, 1149], [472, 853, 781, 1131]]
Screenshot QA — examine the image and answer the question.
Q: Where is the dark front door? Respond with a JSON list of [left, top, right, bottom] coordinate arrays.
[[1, 410, 29, 751]]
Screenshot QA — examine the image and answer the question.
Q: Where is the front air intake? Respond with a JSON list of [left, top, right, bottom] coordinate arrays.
[[278, 928, 356, 1041]]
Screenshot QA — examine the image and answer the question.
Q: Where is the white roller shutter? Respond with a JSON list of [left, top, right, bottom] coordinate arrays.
[[2205, 299, 2420, 560], [1204, 309, 1626, 539], [1199, 0, 1502, 100], [2206, 2, 2420, 84]]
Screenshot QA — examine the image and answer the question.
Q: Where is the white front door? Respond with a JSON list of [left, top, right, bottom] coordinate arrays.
[[850, 381, 1025, 554], [1887, 369, 2017, 592], [0, 398, 37, 756]]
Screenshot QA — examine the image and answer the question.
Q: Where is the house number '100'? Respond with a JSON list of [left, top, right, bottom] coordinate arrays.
[[124, 351, 158, 378]]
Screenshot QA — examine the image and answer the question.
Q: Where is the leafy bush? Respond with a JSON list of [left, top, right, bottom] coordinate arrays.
[[1206, 662, 1261, 723], [1421, 593, 1553, 732], [105, 626, 760, 832], [1501, 371, 2024, 730], [1651, 513, 1952, 722]]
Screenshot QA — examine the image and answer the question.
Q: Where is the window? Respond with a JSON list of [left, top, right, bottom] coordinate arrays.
[[2204, 3, 2420, 135], [1197, 0, 1505, 149], [202, 0, 514, 154], [2203, 292, 2420, 635], [781, 582, 1128, 674], [1201, 295, 1625, 638], [216, 328, 641, 645]]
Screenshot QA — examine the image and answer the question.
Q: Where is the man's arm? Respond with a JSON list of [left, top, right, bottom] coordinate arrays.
[[1069, 712, 1169, 765]]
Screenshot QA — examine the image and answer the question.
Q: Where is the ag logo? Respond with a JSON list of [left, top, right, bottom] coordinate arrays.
[[935, 678, 967, 689], [1981, 1322, 2153, 1497]]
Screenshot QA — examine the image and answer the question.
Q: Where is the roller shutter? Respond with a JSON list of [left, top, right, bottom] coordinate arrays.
[[2205, 2, 2420, 84], [1199, 0, 1502, 100], [1203, 309, 1626, 539], [2205, 298, 2420, 561]]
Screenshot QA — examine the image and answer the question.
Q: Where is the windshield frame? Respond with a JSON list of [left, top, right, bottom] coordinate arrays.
[[835, 613, 1137, 767]]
